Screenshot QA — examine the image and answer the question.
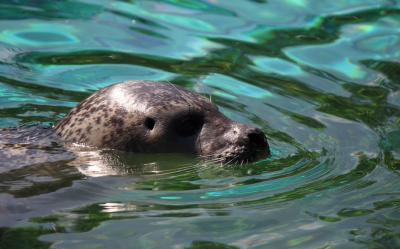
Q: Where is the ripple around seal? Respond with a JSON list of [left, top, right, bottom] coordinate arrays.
[[97, 146, 345, 209], [12, 145, 360, 236]]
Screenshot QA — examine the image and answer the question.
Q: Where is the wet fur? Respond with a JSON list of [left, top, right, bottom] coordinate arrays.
[[55, 80, 269, 163]]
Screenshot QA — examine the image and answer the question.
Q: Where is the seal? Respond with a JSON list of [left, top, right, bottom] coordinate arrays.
[[55, 80, 269, 163]]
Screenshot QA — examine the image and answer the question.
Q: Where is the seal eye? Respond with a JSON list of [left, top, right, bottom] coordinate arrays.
[[177, 118, 199, 137]]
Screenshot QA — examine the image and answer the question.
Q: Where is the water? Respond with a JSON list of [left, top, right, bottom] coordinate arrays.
[[1, 0, 400, 248]]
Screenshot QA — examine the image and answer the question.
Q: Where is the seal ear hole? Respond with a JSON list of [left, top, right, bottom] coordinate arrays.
[[144, 118, 155, 130]]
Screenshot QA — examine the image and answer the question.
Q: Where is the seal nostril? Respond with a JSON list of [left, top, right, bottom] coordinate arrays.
[[144, 118, 155, 130], [248, 132, 263, 145]]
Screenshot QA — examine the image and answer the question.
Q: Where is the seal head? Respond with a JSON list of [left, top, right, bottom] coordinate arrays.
[[55, 80, 269, 163]]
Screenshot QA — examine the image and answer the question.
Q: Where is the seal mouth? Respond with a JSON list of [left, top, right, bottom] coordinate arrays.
[[204, 146, 268, 165]]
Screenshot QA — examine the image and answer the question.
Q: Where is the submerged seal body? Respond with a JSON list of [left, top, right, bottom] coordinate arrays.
[[55, 80, 269, 163]]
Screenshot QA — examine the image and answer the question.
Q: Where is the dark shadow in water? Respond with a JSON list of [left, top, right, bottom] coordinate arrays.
[[361, 59, 400, 88], [0, 158, 84, 198], [0, 226, 54, 249], [184, 240, 240, 249]]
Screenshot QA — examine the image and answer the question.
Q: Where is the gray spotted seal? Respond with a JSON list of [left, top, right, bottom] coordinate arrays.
[[55, 80, 269, 163]]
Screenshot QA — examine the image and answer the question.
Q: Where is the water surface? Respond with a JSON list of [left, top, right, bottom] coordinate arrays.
[[1, 0, 400, 248]]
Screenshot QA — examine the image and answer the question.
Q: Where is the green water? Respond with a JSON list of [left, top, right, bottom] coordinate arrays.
[[1, 0, 400, 248]]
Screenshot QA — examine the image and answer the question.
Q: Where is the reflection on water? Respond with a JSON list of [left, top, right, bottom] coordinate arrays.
[[1, 0, 400, 248]]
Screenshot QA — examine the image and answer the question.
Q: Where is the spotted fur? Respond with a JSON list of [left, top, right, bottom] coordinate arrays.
[[55, 80, 269, 163]]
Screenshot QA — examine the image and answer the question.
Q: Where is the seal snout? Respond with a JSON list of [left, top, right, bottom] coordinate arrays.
[[208, 124, 269, 164], [246, 127, 267, 148], [239, 126, 269, 158]]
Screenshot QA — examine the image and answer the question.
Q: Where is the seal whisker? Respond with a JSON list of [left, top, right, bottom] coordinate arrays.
[[195, 79, 213, 103], [200, 155, 229, 167], [198, 155, 223, 164], [226, 155, 239, 165]]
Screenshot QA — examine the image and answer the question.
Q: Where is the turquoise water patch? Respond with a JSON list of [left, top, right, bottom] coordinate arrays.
[[356, 34, 400, 53], [203, 74, 275, 99], [41, 64, 179, 92], [284, 41, 370, 81], [250, 56, 305, 76], [17, 32, 73, 43], [0, 23, 79, 47]]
